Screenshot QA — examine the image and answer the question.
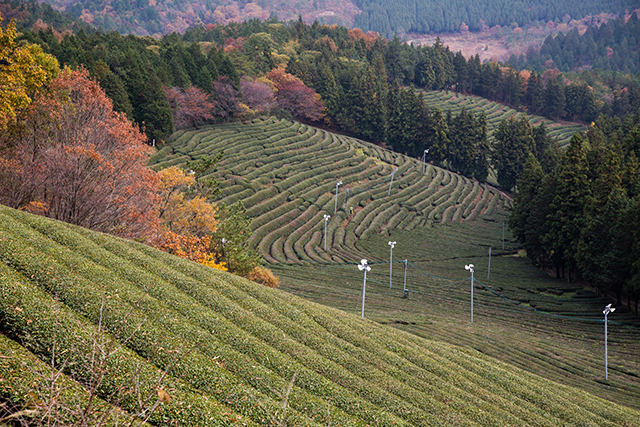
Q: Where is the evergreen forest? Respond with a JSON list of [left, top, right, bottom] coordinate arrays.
[[510, 12, 640, 73]]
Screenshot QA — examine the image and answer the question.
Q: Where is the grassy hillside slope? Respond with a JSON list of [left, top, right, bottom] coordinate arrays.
[[1, 205, 640, 426]]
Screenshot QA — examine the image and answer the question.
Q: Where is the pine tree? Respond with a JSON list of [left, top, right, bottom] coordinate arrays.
[[493, 116, 535, 191], [544, 74, 566, 120], [509, 154, 546, 264], [545, 133, 591, 280]]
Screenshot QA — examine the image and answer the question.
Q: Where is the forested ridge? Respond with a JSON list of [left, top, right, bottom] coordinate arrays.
[[510, 111, 640, 311], [2, 0, 636, 38], [354, 0, 635, 37], [510, 12, 640, 73], [16, 16, 640, 170]]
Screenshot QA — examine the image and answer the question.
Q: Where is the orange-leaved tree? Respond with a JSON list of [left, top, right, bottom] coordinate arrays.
[[0, 67, 160, 240]]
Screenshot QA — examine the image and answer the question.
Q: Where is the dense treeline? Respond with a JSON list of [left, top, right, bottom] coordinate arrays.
[[1, 12, 274, 284], [510, 109, 640, 312], [19, 26, 245, 142], [509, 13, 640, 73], [0, 0, 78, 31], [353, 0, 634, 37]]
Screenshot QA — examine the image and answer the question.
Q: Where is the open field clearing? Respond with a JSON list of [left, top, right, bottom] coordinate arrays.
[[1, 205, 640, 426], [148, 117, 640, 413]]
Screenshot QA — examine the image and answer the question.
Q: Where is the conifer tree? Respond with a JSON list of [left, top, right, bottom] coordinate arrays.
[[545, 133, 591, 280], [493, 116, 535, 191]]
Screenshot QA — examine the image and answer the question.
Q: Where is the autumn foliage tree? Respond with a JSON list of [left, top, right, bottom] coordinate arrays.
[[154, 166, 227, 270], [0, 11, 59, 129], [0, 67, 159, 240], [211, 75, 241, 121], [239, 77, 276, 115], [265, 66, 324, 121], [164, 85, 215, 129]]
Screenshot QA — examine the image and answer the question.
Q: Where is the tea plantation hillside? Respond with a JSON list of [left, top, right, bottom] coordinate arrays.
[[1, 206, 640, 426], [421, 90, 587, 147], [149, 117, 640, 412], [150, 117, 510, 265]]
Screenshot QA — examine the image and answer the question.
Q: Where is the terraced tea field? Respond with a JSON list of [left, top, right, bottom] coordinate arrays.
[[421, 90, 587, 147], [1, 206, 640, 426], [150, 117, 640, 413], [151, 117, 510, 265]]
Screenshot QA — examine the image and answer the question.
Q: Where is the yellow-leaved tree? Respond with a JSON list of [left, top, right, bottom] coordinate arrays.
[[155, 166, 227, 271], [0, 12, 59, 129]]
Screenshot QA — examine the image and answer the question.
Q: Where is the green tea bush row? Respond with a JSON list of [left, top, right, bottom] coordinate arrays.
[[251, 205, 302, 247], [0, 220, 291, 424], [462, 183, 482, 218], [466, 186, 492, 221], [0, 331, 149, 427], [0, 248, 264, 427], [0, 210, 355, 426]]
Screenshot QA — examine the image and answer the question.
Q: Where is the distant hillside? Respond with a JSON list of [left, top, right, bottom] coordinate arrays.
[[27, 0, 637, 37], [36, 0, 360, 36], [2, 204, 640, 425], [354, 0, 636, 37], [509, 12, 640, 73], [0, 0, 79, 30]]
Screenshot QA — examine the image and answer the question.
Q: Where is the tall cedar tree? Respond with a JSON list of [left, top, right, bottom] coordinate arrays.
[[544, 133, 591, 280], [493, 116, 535, 191]]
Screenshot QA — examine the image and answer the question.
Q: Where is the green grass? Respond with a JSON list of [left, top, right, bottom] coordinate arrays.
[[1, 206, 640, 426]]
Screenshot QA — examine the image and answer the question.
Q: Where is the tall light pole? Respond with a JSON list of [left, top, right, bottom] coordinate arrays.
[[334, 180, 343, 214], [603, 303, 615, 380], [388, 167, 398, 195], [402, 259, 408, 298], [323, 214, 330, 250], [388, 241, 396, 287], [465, 264, 474, 323], [422, 149, 429, 175], [358, 259, 371, 318]]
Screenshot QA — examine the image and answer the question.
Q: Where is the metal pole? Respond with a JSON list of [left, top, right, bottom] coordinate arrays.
[[605, 312, 608, 380], [388, 241, 396, 288], [422, 151, 426, 175], [323, 215, 330, 250], [361, 269, 367, 318], [389, 246, 393, 287], [388, 168, 397, 195], [422, 149, 429, 175], [403, 260, 408, 298], [471, 268, 474, 323], [334, 181, 342, 214], [602, 304, 615, 380], [487, 247, 491, 281], [324, 221, 327, 250], [502, 221, 505, 251]]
